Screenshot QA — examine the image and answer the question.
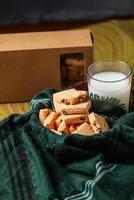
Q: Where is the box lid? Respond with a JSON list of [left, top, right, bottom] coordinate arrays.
[[0, 29, 93, 51]]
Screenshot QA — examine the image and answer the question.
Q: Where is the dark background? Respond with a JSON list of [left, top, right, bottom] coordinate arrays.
[[0, 0, 134, 27]]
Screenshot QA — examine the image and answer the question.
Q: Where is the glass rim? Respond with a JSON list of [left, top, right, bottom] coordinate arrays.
[[87, 60, 132, 83]]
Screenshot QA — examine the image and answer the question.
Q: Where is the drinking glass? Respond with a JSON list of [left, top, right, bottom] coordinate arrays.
[[87, 60, 132, 111]]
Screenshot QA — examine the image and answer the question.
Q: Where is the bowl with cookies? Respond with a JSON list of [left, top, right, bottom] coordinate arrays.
[[38, 85, 126, 136]]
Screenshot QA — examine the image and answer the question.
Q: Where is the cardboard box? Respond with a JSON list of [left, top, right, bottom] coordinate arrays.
[[0, 29, 93, 102]]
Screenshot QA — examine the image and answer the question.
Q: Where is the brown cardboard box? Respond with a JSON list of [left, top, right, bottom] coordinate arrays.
[[0, 29, 93, 102]]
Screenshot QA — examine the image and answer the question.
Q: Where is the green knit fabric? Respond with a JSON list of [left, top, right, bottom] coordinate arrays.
[[1, 88, 134, 200]]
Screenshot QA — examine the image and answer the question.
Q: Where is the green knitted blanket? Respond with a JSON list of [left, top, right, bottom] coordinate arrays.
[[1, 88, 134, 200]]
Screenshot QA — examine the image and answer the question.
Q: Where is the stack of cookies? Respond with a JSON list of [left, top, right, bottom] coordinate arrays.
[[39, 89, 109, 136], [64, 57, 84, 85], [61, 55, 84, 87]]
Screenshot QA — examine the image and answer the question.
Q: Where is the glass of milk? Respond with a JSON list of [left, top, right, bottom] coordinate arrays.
[[87, 60, 132, 111]]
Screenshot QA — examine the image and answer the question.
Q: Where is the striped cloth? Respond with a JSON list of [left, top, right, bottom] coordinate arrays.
[[0, 88, 134, 200]]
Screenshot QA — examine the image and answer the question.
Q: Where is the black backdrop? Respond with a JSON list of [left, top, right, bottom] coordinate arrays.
[[0, 0, 134, 26]]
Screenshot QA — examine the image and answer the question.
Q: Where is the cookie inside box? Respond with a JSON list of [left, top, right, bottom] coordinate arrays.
[[60, 53, 84, 88]]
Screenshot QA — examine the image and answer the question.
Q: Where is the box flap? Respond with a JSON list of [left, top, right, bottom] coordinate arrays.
[[0, 29, 93, 51]]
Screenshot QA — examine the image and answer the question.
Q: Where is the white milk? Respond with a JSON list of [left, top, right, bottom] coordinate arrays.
[[88, 71, 131, 109]]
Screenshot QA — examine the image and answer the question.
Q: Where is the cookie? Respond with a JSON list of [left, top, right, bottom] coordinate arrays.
[[39, 108, 51, 124], [69, 124, 80, 133], [72, 122, 95, 136], [53, 88, 88, 105], [88, 112, 109, 133], [55, 115, 63, 129], [62, 114, 89, 124], [43, 111, 57, 129], [64, 58, 84, 66], [67, 65, 84, 83], [57, 121, 69, 134], [54, 100, 91, 115], [50, 129, 62, 136]]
